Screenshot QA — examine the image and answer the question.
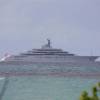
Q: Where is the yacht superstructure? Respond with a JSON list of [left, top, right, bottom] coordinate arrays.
[[0, 39, 99, 64]]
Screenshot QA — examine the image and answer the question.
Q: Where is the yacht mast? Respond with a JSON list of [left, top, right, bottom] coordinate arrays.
[[47, 39, 51, 48]]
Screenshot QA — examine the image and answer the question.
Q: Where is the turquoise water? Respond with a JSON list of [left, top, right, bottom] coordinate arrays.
[[0, 64, 100, 100]]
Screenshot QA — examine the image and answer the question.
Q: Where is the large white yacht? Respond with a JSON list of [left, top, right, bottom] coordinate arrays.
[[0, 39, 99, 65]]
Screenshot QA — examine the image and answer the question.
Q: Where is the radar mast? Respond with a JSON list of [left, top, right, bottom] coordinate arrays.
[[47, 39, 51, 48], [41, 39, 52, 49]]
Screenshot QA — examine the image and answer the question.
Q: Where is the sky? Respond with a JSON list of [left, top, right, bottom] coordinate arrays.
[[0, 0, 100, 57]]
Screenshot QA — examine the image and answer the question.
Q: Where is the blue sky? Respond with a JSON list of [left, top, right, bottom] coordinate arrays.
[[0, 0, 100, 57]]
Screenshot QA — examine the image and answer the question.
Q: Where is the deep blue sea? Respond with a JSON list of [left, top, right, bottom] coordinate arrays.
[[0, 64, 100, 100]]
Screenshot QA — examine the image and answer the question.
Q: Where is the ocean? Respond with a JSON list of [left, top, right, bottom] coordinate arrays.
[[0, 64, 100, 100]]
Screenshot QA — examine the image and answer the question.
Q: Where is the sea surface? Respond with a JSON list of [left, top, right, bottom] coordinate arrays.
[[0, 64, 100, 100]]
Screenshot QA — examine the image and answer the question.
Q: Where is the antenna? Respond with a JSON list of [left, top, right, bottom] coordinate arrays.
[[47, 39, 51, 48]]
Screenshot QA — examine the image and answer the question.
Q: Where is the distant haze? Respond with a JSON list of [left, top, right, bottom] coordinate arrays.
[[0, 0, 100, 57]]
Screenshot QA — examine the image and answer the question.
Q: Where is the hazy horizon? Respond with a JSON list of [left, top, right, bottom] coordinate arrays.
[[0, 0, 100, 57]]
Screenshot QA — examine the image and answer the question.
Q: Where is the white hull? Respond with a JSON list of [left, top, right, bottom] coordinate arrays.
[[2, 55, 98, 63], [0, 55, 99, 67]]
